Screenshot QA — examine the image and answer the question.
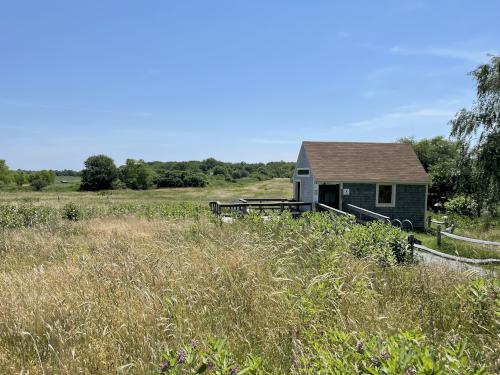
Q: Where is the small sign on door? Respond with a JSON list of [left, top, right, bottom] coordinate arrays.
[[342, 188, 350, 196]]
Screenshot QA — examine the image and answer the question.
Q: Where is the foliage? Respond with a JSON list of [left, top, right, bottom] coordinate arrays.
[[451, 55, 500, 213], [300, 328, 487, 374], [155, 170, 208, 188], [148, 158, 295, 183], [119, 158, 155, 190], [158, 338, 264, 374], [12, 171, 28, 187], [399, 136, 461, 201], [0, 204, 59, 228], [62, 202, 82, 221], [0, 193, 498, 372], [0, 160, 12, 185], [80, 154, 118, 191], [26, 170, 55, 191], [445, 195, 479, 217]]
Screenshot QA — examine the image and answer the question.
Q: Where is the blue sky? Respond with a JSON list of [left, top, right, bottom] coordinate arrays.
[[1, 0, 498, 170]]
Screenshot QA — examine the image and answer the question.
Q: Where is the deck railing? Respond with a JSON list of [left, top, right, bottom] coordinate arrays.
[[316, 203, 354, 218], [209, 201, 312, 216], [346, 204, 390, 223]]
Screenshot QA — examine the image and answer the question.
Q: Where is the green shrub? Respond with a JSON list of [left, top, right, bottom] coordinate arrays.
[[158, 338, 264, 374], [445, 195, 478, 216], [62, 202, 83, 221]]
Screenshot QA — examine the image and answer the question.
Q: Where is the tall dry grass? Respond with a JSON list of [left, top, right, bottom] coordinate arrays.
[[0, 215, 498, 373]]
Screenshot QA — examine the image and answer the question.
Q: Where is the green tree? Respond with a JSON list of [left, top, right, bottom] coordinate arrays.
[[0, 160, 11, 185], [399, 136, 461, 207], [80, 155, 118, 191], [451, 55, 500, 213], [12, 171, 27, 187], [119, 159, 155, 190], [28, 170, 56, 191]]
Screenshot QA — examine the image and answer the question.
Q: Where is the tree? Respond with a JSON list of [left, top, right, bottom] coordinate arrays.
[[398, 137, 461, 207], [12, 171, 27, 187], [28, 170, 56, 191], [0, 160, 11, 185], [119, 159, 155, 190], [80, 155, 118, 191], [451, 55, 500, 213]]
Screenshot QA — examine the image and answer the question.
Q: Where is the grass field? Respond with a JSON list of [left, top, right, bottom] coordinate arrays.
[[0, 178, 292, 207], [0, 179, 498, 374]]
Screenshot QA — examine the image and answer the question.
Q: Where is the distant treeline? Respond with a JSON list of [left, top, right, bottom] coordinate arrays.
[[0, 157, 294, 191], [79, 156, 295, 190]]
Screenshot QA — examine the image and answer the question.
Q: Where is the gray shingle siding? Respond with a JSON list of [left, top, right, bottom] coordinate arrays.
[[341, 183, 427, 229]]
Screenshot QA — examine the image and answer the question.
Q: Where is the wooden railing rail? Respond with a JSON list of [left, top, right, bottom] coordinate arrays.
[[346, 204, 390, 222], [316, 203, 354, 218], [440, 231, 500, 247], [413, 243, 500, 265], [239, 197, 291, 202]]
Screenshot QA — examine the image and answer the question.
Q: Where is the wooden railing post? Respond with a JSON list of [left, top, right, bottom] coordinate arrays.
[[444, 216, 449, 229], [427, 216, 432, 230], [408, 234, 415, 259], [436, 224, 442, 246]]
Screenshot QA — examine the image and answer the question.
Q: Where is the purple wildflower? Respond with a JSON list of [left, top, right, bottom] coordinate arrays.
[[229, 365, 239, 375], [206, 360, 214, 370], [355, 340, 364, 353], [380, 349, 391, 361], [176, 347, 187, 364], [190, 339, 200, 348]]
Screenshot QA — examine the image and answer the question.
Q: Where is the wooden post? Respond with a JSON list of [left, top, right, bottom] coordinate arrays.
[[444, 216, 449, 229], [450, 221, 455, 233], [436, 225, 442, 246], [408, 234, 415, 259], [427, 215, 432, 230]]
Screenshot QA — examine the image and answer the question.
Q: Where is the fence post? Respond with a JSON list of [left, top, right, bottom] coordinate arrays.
[[444, 216, 449, 229], [436, 224, 442, 246], [450, 221, 455, 233], [427, 216, 432, 230], [408, 234, 415, 259]]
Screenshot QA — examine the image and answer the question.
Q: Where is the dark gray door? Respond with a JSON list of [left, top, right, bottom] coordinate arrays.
[[318, 184, 340, 209]]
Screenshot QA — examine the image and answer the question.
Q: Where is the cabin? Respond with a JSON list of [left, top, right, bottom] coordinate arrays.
[[292, 141, 429, 229]]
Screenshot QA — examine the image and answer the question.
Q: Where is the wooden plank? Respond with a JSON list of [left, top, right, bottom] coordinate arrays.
[[414, 243, 500, 265], [346, 204, 390, 221], [218, 202, 311, 208], [431, 219, 445, 225], [440, 231, 500, 247], [317, 203, 354, 217], [240, 197, 290, 202]]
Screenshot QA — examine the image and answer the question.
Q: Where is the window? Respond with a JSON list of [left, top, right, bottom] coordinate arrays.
[[297, 168, 310, 176], [376, 184, 396, 207]]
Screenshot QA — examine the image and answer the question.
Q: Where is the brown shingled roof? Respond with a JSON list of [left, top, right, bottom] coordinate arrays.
[[302, 141, 429, 183]]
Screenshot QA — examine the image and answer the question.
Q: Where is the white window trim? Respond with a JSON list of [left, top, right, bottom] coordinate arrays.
[[296, 168, 310, 176], [376, 183, 396, 207]]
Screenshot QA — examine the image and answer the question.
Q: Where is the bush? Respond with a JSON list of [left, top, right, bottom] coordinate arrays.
[[444, 195, 478, 216], [155, 171, 207, 188], [80, 155, 118, 191], [30, 178, 48, 191], [119, 159, 155, 190], [62, 202, 82, 221]]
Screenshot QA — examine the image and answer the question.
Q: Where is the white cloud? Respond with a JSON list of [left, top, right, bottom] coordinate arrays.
[[390, 46, 496, 63], [338, 102, 460, 131]]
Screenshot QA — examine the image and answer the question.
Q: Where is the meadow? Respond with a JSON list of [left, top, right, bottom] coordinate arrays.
[[0, 179, 498, 374]]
